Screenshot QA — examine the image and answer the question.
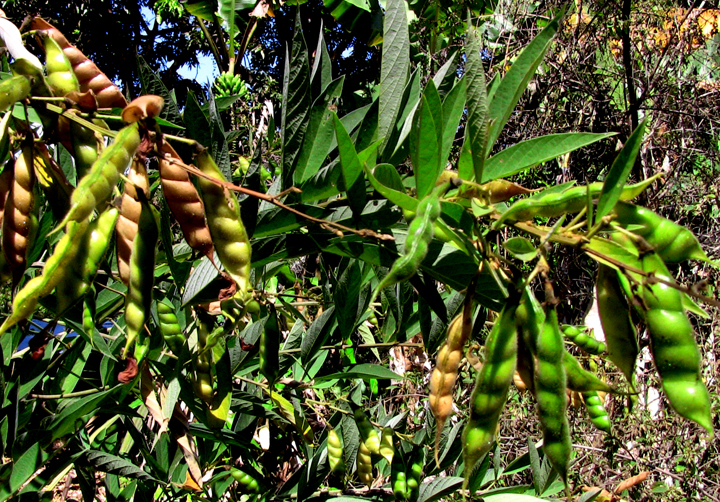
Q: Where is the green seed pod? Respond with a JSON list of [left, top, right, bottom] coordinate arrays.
[[354, 409, 381, 455], [0, 75, 31, 113], [327, 429, 345, 474], [230, 468, 262, 494], [55, 123, 141, 231], [493, 177, 657, 229], [357, 439, 373, 487], [391, 468, 408, 501], [370, 183, 447, 304], [122, 191, 159, 363], [41, 32, 79, 96], [156, 299, 184, 355], [195, 149, 251, 302], [613, 202, 708, 263], [563, 351, 614, 394], [55, 207, 119, 313], [562, 325, 607, 355], [0, 218, 88, 335], [463, 297, 518, 482], [641, 253, 713, 435], [582, 391, 612, 434], [260, 304, 280, 385], [596, 265, 638, 383], [380, 427, 395, 464], [536, 306, 572, 483]]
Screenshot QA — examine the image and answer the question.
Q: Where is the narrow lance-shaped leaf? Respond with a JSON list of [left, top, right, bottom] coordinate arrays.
[[411, 80, 443, 199], [379, 0, 410, 156], [281, 10, 311, 190], [333, 113, 362, 189], [486, 12, 561, 154], [465, 24, 489, 182], [596, 118, 648, 219], [483, 132, 616, 182]]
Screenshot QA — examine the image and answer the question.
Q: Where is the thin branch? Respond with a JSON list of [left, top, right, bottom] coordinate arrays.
[[158, 141, 394, 242]]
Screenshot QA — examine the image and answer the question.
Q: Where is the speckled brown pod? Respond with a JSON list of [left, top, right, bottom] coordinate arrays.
[[157, 142, 214, 258]]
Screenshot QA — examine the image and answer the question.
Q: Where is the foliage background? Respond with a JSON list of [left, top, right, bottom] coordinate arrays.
[[0, 0, 718, 500]]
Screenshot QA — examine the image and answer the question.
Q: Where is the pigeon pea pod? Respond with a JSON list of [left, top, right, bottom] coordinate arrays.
[[0, 75, 31, 113], [640, 252, 713, 435], [55, 122, 141, 231], [327, 428, 345, 473], [40, 31, 79, 96], [3, 145, 37, 285], [371, 183, 446, 302], [156, 299, 184, 355], [429, 289, 473, 464], [357, 439, 373, 487], [493, 177, 657, 229], [121, 191, 159, 364], [116, 159, 150, 286], [536, 305, 572, 483], [582, 391, 612, 433], [353, 409, 380, 455], [613, 202, 707, 263], [561, 324, 607, 355], [55, 207, 119, 313], [195, 148, 251, 301], [157, 142, 214, 257], [230, 468, 262, 494], [462, 297, 519, 481], [0, 219, 88, 335], [596, 264, 638, 382], [563, 350, 614, 394]]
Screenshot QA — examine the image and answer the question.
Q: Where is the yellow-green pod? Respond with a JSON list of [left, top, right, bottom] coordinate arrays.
[[0, 75, 31, 113], [41, 32, 79, 96]]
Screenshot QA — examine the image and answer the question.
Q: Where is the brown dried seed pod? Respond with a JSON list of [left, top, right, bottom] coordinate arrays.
[[3, 146, 37, 286], [122, 95, 165, 124], [429, 292, 474, 466], [116, 159, 149, 285], [157, 142, 214, 258], [29, 17, 127, 109]]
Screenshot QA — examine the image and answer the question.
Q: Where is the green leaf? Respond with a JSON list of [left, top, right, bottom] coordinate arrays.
[[182, 0, 215, 20], [136, 56, 183, 126], [379, 0, 410, 155], [206, 90, 231, 178], [281, 10, 311, 190], [85, 450, 159, 483], [486, 13, 561, 153], [333, 113, 363, 189], [181, 252, 220, 306], [334, 260, 362, 339], [365, 163, 418, 213], [45, 388, 115, 441], [294, 76, 345, 184], [310, 26, 333, 95], [9, 441, 44, 494], [301, 306, 336, 363], [440, 78, 466, 169], [418, 476, 464, 502], [465, 25, 489, 182], [315, 363, 403, 382], [411, 80, 443, 199], [184, 90, 211, 148], [504, 237, 538, 262], [596, 119, 648, 219], [483, 132, 616, 182]]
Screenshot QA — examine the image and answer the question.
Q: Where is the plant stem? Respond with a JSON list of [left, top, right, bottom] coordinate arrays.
[[31, 386, 111, 400]]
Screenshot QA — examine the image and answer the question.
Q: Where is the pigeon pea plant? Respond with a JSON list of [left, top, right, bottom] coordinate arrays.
[[0, 2, 715, 501]]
